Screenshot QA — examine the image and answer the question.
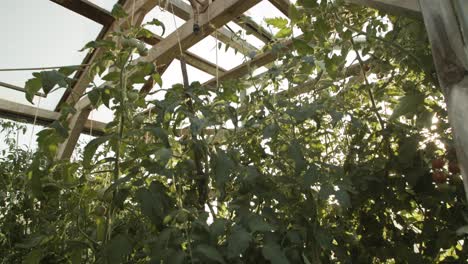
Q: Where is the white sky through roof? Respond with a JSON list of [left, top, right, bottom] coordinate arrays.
[[0, 0, 103, 110]]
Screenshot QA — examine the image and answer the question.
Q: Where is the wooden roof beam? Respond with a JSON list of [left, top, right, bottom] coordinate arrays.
[[56, 0, 261, 160], [203, 39, 293, 88], [141, 35, 227, 76], [49, 0, 115, 26], [143, 0, 262, 68], [59, 2, 149, 108], [0, 98, 105, 135], [344, 0, 421, 18], [132, 0, 262, 53], [268, 0, 291, 17]]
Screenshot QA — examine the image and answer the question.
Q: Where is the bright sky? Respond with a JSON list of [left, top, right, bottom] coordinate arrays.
[[0, 0, 289, 125]]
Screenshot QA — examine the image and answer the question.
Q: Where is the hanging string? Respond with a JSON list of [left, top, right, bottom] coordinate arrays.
[[215, 30, 219, 89], [131, 0, 136, 26], [0, 64, 90, 72], [28, 97, 41, 151], [89, 111, 94, 137], [145, 108, 152, 144], [170, 3, 185, 58]]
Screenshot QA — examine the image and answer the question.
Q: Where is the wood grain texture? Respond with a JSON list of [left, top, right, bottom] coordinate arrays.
[[0, 98, 105, 135], [420, 0, 468, 200], [345, 0, 421, 18]]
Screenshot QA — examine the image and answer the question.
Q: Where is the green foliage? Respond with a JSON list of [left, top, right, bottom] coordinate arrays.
[[1, 1, 468, 263]]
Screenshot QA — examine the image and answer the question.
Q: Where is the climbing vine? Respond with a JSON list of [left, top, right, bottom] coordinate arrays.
[[1, 0, 467, 263]]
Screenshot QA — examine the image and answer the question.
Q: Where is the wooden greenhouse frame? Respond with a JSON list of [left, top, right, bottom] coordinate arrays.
[[0, 0, 467, 198]]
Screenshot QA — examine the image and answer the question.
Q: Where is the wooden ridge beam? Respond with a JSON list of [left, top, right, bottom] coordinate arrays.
[[143, 0, 262, 68], [49, 0, 115, 26], [344, 0, 421, 18], [131, 0, 262, 53]]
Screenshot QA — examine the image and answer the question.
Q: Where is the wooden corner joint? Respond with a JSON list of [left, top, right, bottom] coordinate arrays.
[[188, 0, 215, 33]]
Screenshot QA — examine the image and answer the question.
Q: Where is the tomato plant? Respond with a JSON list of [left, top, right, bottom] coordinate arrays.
[[2, 1, 468, 263]]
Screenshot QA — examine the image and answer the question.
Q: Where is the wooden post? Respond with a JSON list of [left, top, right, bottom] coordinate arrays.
[[419, 0, 468, 199]]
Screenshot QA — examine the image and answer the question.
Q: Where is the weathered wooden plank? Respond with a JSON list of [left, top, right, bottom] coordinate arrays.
[[345, 0, 421, 18], [59, 3, 148, 108], [0, 82, 45, 97], [50, 0, 115, 26], [0, 98, 105, 135], [419, 0, 468, 200], [268, 0, 291, 17], [56, 3, 151, 160]]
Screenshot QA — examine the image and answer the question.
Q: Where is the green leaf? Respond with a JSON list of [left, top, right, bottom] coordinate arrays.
[[40, 70, 69, 94], [276, 27, 292, 38], [195, 244, 226, 264], [16, 234, 46, 249], [304, 165, 319, 186], [293, 39, 314, 55], [83, 135, 113, 168], [263, 123, 280, 139], [23, 249, 42, 264], [227, 226, 251, 258], [135, 182, 174, 226], [102, 71, 120, 82], [391, 94, 425, 119], [262, 240, 290, 264], [456, 225, 468, 236], [287, 141, 306, 174], [214, 151, 235, 189], [58, 66, 79, 76], [147, 18, 166, 36], [80, 39, 116, 52], [248, 215, 274, 233], [104, 234, 132, 263], [153, 73, 163, 87], [88, 89, 102, 107], [111, 4, 128, 18], [265, 17, 288, 29], [50, 120, 69, 139], [155, 148, 172, 166], [25, 77, 42, 103], [335, 189, 351, 208]]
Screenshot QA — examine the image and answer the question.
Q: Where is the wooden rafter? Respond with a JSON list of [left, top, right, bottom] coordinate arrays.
[[49, 0, 116, 26], [345, 0, 421, 18], [143, 0, 262, 68], [58, 2, 151, 108], [0, 98, 105, 135], [127, 0, 260, 55], [268, 0, 291, 17], [203, 39, 294, 88], [141, 35, 227, 76], [56, 0, 261, 160]]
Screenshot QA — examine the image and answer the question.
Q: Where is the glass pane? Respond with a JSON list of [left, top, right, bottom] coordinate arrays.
[[244, 0, 289, 36], [188, 36, 247, 71], [0, 0, 102, 110], [143, 6, 186, 37], [86, 0, 119, 11]]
